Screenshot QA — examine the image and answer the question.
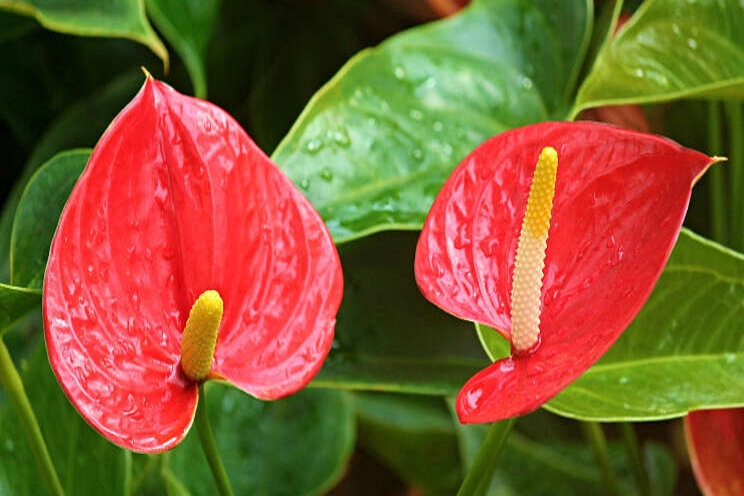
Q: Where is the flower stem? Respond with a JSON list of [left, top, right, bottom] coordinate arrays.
[[725, 102, 743, 250], [582, 421, 620, 496], [0, 339, 64, 496], [457, 418, 516, 496], [620, 423, 650, 496], [195, 383, 234, 496], [707, 101, 726, 244]]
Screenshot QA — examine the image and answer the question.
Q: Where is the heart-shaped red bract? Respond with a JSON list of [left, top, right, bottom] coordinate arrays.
[[415, 121, 713, 423], [43, 77, 343, 452], [685, 408, 744, 496]]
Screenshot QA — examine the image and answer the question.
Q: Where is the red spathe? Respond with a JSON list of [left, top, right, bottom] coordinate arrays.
[[414, 121, 713, 423], [43, 78, 343, 452]]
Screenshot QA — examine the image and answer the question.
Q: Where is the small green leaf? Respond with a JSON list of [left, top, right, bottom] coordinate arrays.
[[165, 385, 355, 496], [0, 342, 130, 495], [573, 0, 744, 114], [354, 393, 461, 495], [311, 231, 489, 394], [477, 229, 744, 420], [273, 0, 591, 242], [11, 149, 89, 289], [145, 0, 219, 98], [0, 0, 168, 67]]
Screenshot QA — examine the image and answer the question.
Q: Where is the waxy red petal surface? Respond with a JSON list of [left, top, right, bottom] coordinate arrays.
[[685, 408, 744, 496], [43, 78, 343, 452], [414, 122, 712, 423]]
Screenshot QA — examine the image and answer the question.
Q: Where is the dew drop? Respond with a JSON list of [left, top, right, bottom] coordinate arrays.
[[320, 168, 334, 181], [300, 179, 310, 190], [409, 109, 423, 121], [305, 138, 323, 154], [393, 66, 405, 80]]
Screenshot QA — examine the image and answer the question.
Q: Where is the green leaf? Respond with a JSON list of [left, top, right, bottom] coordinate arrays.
[[353, 393, 461, 495], [572, 0, 744, 114], [0, 285, 40, 337], [0, 70, 142, 282], [0, 342, 130, 495], [145, 0, 219, 98], [311, 231, 489, 394], [166, 385, 355, 496], [272, 0, 591, 243], [477, 229, 744, 420], [0, 0, 168, 66], [11, 149, 89, 289]]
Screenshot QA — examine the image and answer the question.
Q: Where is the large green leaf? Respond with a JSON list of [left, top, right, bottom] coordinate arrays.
[[272, 0, 591, 242], [311, 231, 489, 394], [166, 385, 355, 496], [11, 150, 89, 289], [353, 393, 462, 495], [0, 342, 130, 495], [478, 229, 744, 420], [572, 0, 744, 114], [0, 0, 168, 65], [145, 0, 219, 98]]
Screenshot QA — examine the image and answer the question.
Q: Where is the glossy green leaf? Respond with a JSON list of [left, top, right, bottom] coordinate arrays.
[[0, 70, 142, 282], [0, 342, 129, 495], [572, 0, 744, 115], [311, 231, 489, 394], [145, 0, 219, 98], [478, 229, 744, 420], [166, 385, 355, 496], [272, 0, 591, 242], [0, 0, 168, 66], [11, 149, 89, 289], [354, 393, 461, 495]]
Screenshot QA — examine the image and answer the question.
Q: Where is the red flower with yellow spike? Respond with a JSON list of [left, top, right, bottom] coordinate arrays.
[[414, 121, 718, 423], [43, 76, 343, 452]]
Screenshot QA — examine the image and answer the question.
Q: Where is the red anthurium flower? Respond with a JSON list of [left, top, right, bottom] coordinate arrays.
[[43, 76, 343, 452], [685, 408, 744, 495], [415, 121, 716, 423]]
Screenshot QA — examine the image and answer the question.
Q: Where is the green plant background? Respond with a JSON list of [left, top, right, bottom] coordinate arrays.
[[0, 0, 742, 494]]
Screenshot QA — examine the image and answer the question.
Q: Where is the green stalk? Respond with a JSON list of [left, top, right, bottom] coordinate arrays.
[[620, 423, 650, 496], [0, 339, 64, 496], [582, 421, 620, 496], [195, 383, 234, 496], [725, 103, 744, 250], [457, 418, 516, 496], [707, 101, 727, 243]]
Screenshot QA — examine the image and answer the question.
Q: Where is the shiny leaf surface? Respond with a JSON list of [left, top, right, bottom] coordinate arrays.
[[11, 150, 88, 289], [43, 78, 343, 451], [541, 230, 744, 420], [145, 0, 219, 98], [685, 408, 744, 496], [573, 0, 744, 114], [0, 343, 129, 495], [415, 121, 714, 423], [166, 385, 355, 496], [311, 231, 489, 394], [272, 0, 591, 242], [0, 0, 168, 66]]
